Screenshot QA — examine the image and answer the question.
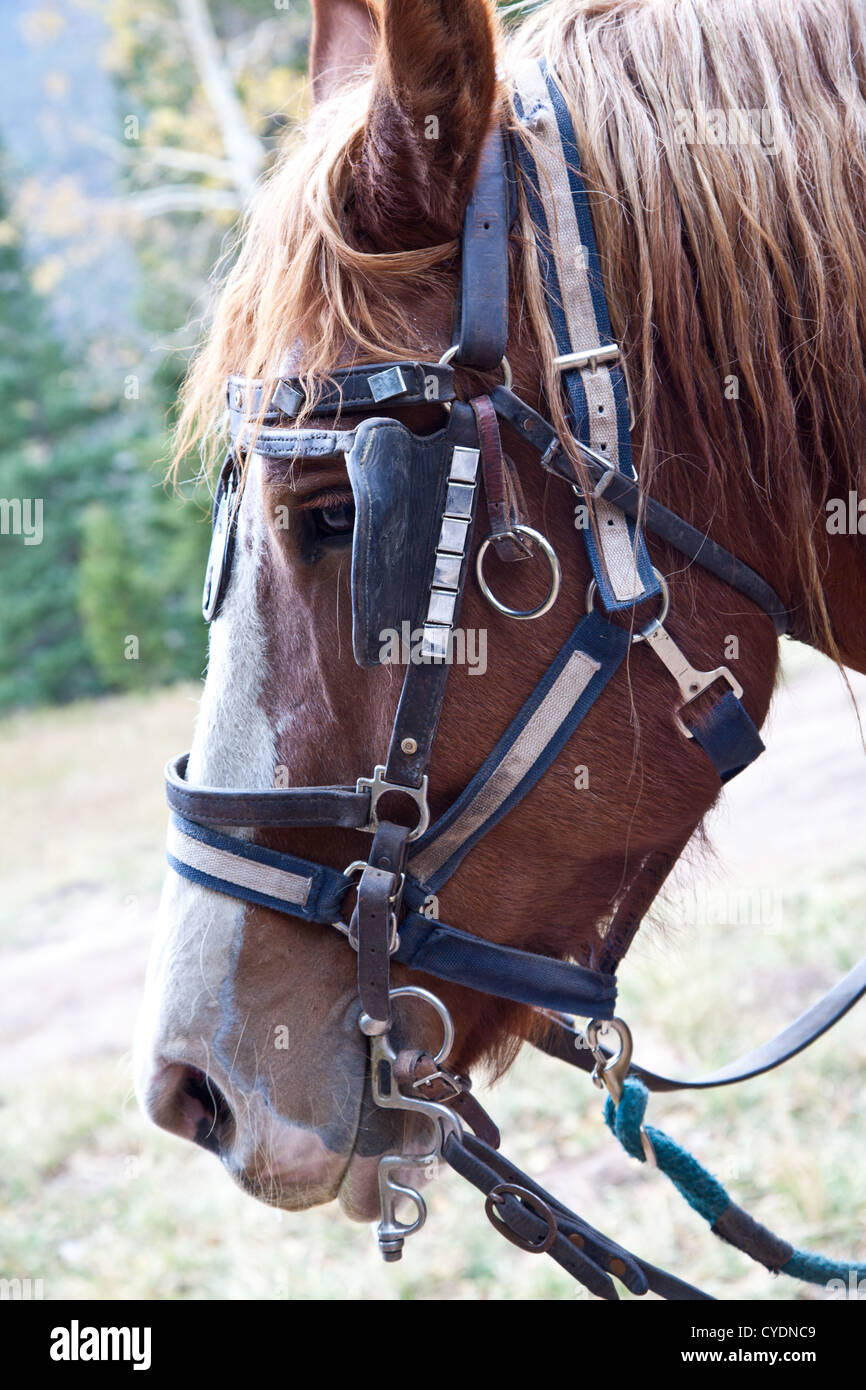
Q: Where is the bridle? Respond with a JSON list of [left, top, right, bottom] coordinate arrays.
[[164, 62, 866, 1299]]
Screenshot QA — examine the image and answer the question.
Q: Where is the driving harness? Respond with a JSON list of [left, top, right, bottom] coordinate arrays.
[[166, 61, 866, 1299]]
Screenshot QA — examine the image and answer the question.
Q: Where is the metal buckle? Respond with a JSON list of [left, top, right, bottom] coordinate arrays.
[[484, 1183, 557, 1253], [332, 859, 403, 954], [553, 344, 621, 373], [356, 766, 430, 841], [670, 664, 744, 739], [554, 342, 637, 431], [438, 343, 513, 390], [411, 1067, 464, 1102]]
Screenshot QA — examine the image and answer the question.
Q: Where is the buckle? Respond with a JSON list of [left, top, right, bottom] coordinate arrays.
[[356, 766, 430, 841], [484, 1183, 557, 1253], [553, 343, 622, 374], [554, 341, 636, 432], [332, 858, 403, 954], [411, 1067, 465, 1102]]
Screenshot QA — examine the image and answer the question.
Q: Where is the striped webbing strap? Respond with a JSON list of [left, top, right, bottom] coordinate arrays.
[[408, 610, 629, 891], [511, 59, 660, 613], [165, 809, 619, 1021]]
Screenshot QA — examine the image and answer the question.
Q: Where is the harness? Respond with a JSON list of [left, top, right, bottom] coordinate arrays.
[[167, 62, 866, 1299]]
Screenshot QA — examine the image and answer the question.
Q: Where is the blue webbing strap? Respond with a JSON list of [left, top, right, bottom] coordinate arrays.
[[395, 911, 617, 1019], [166, 812, 349, 925], [512, 61, 659, 614], [408, 609, 630, 891], [166, 814, 619, 1018], [688, 689, 765, 784]]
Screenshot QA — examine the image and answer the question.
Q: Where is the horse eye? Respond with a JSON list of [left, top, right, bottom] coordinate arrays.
[[313, 499, 355, 538]]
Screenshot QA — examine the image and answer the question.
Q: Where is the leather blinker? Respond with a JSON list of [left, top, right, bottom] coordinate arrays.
[[344, 416, 459, 667], [202, 453, 240, 623]]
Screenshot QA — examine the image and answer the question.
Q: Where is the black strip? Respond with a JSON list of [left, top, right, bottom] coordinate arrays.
[[227, 362, 455, 425], [452, 127, 512, 370], [165, 753, 371, 829], [394, 910, 617, 1018]]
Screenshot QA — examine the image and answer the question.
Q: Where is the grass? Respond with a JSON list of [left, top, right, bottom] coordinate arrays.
[[0, 666, 864, 1301]]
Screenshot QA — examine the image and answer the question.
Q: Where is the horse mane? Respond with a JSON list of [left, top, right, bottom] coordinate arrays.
[[174, 0, 866, 652]]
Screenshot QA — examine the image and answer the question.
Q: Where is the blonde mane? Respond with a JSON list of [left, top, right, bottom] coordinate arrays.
[[174, 0, 866, 650]]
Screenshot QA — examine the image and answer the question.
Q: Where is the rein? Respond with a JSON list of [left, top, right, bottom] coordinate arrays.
[[165, 62, 865, 1298]]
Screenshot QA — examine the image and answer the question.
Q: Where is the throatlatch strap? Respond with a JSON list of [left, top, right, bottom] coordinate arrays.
[[512, 60, 659, 615], [394, 910, 618, 1019], [409, 609, 629, 890]]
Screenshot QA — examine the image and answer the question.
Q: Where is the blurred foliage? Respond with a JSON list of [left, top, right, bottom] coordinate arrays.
[[0, 0, 313, 711], [0, 172, 210, 708]]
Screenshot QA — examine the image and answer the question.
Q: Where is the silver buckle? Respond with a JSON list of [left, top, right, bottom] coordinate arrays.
[[356, 765, 430, 841], [553, 343, 622, 373], [332, 858, 403, 953], [554, 341, 636, 432]]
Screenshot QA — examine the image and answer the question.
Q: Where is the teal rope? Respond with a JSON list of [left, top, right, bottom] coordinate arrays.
[[604, 1077, 866, 1289]]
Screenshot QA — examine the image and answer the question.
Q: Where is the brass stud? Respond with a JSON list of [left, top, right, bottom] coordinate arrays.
[[400, 737, 418, 755], [609, 1257, 627, 1277]]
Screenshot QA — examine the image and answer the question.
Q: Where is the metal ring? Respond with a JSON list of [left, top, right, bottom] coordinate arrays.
[[585, 567, 670, 642], [484, 1183, 557, 1254], [476, 525, 561, 620], [437, 344, 513, 390], [387, 986, 454, 1066]]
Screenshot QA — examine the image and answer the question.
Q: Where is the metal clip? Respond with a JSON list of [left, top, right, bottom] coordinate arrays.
[[639, 624, 744, 739], [356, 766, 430, 841], [584, 1018, 656, 1166]]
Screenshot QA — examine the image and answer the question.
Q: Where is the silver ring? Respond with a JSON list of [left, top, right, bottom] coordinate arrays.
[[585, 567, 670, 642], [387, 986, 455, 1066], [437, 344, 512, 390], [476, 525, 561, 620]]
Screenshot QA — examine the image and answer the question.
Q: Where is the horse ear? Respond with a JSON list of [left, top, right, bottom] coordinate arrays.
[[310, 0, 379, 104], [355, 0, 499, 248]]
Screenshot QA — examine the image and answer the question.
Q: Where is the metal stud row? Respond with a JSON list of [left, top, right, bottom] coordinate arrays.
[[420, 445, 480, 660]]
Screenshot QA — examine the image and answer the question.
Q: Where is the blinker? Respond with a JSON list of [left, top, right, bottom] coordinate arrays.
[[343, 410, 479, 668], [202, 453, 240, 623]]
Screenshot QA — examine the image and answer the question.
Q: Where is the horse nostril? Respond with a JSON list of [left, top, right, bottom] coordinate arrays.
[[144, 1062, 235, 1154], [180, 1067, 235, 1154]]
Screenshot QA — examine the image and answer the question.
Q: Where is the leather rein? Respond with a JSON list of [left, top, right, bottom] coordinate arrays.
[[164, 66, 866, 1299]]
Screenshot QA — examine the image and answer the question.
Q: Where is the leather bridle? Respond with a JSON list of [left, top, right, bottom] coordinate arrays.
[[163, 64, 866, 1299]]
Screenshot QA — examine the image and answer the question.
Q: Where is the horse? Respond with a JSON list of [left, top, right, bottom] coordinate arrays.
[[134, 0, 866, 1290]]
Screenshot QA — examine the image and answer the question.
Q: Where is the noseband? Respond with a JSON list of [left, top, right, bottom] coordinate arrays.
[[165, 62, 866, 1299]]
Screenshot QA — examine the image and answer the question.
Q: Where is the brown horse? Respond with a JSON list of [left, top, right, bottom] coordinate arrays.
[[135, 0, 866, 1234]]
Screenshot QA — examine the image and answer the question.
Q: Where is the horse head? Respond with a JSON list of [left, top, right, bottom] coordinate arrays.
[[135, 0, 866, 1239]]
